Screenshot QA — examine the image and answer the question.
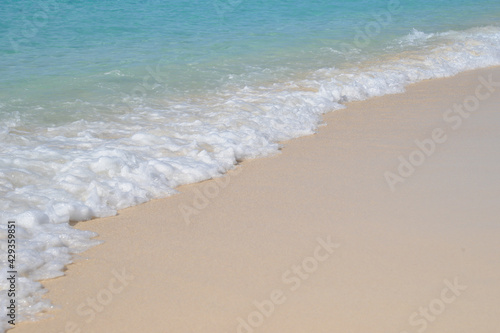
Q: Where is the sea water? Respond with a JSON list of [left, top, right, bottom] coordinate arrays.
[[1, 0, 500, 329]]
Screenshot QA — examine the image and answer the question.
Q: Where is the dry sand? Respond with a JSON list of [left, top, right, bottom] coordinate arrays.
[[12, 67, 500, 333]]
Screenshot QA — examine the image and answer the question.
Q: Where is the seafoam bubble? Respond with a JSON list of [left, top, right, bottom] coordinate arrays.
[[0, 210, 99, 328]]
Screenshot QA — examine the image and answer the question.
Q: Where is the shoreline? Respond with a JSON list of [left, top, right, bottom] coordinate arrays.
[[12, 66, 500, 332]]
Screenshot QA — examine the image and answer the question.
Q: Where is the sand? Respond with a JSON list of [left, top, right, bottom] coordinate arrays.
[[12, 67, 500, 333]]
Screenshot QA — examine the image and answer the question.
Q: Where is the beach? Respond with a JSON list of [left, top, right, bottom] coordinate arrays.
[[3, 2, 500, 326], [11, 66, 500, 333]]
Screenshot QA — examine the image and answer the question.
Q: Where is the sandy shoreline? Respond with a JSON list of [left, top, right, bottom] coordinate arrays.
[[12, 67, 500, 333]]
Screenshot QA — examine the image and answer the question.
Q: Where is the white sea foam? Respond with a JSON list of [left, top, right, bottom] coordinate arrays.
[[397, 28, 435, 47], [1, 25, 500, 330]]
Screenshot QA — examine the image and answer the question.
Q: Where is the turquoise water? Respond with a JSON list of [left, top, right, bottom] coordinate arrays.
[[1, 0, 500, 328], [2, 0, 500, 124]]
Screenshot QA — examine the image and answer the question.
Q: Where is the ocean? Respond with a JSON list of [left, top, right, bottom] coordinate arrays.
[[1, 0, 500, 329]]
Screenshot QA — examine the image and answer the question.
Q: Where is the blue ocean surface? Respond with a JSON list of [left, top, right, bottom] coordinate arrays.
[[1, 0, 500, 328]]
